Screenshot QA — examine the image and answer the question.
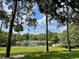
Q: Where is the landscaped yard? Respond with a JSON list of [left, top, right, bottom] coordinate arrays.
[[0, 46, 79, 59]]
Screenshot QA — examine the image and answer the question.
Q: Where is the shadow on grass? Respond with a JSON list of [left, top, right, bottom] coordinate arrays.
[[0, 52, 28, 56], [0, 53, 5, 56], [22, 50, 79, 59], [0, 50, 79, 59]]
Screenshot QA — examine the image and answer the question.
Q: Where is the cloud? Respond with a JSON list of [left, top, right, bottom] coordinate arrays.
[[37, 16, 46, 24], [58, 26, 67, 32]]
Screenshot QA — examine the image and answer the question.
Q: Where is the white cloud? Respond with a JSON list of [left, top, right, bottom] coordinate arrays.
[[38, 16, 46, 24], [58, 26, 66, 32]]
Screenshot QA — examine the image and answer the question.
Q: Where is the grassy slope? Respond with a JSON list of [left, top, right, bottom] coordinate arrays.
[[0, 46, 79, 59]]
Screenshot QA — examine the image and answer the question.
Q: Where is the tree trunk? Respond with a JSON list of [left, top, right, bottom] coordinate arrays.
[[18, 32, 20, 46], [0, 20, 3, 32], [66, 0, 71, 52], [46, 13, 49, 52], [27, 29, 30, 40], [67, 19, 71, 52], [6, 0, 17, 57], [0, 20, 3, 44]]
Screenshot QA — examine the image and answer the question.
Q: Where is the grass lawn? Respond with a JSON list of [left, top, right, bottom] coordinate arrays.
[[0, 46, 79, 59]]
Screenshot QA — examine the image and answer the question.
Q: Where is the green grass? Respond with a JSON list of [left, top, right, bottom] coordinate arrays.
[[0, 46, 79, 59]]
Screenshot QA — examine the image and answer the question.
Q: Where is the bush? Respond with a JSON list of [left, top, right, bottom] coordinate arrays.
[[76, 44, 79, 47], [0, 43, 6, 47], [59, 44, 76, 49]]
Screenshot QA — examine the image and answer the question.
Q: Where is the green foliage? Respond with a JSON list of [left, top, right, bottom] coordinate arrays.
[[14, 24, 23, 32], [38, 34, 45, 40], [0, 10, 9, 20], [51, 36, 60, 44], [22, 31, 60, 41], [69, 24, 79, 46], [0, 31, 8, 47], [0, 31, 22, 46], [57, 23, 79, 47]]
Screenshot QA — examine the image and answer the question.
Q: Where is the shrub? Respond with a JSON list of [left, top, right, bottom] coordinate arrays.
[[59, 44, 76, 49]]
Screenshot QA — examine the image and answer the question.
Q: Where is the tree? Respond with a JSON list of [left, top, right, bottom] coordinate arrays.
[[36, 0, 52, 52], [51, 35, 59, 44], [6, 0, 17, 57], [45, 13, 49, 52], [66, 0, 71, 52], [5, 0, 36, 57], [36, 0, 79, 52]]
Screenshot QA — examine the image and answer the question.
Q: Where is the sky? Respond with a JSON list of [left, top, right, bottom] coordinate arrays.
[[0, 1, 67, 35]]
